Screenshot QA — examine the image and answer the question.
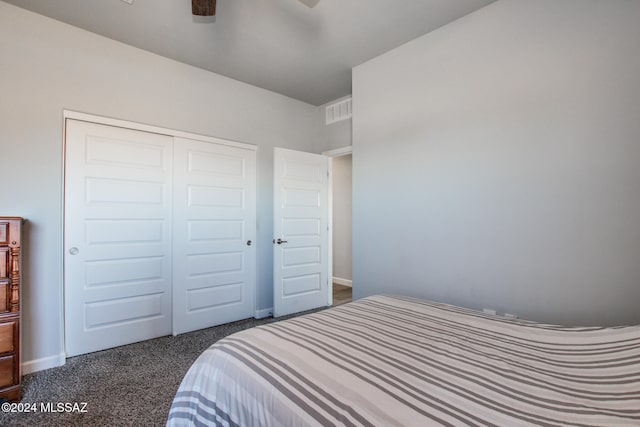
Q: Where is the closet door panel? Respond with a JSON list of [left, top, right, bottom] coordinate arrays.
[[172, 138, 256, 335], [64, 120, 173, 357]]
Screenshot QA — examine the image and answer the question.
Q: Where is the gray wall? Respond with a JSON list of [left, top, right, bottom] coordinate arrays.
[[332, 155, 352, 282], [0, 2, 325, 368], [352, 0, 640, 326]]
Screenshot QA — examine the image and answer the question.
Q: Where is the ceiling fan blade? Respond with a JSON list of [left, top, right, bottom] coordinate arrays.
[[298, 0, 320, 8], [192, 0, 216, 16]]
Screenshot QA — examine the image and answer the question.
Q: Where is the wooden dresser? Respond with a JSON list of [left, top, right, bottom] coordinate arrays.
[[0, 217, 23, 402]]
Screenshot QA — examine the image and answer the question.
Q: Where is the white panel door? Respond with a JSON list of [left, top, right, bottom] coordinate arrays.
[[64, 120, 173, 357], [172, 137, 256, 335], [273, 148, 329, 317]]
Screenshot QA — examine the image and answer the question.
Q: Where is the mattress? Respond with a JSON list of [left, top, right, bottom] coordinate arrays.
[[167, 295, 640, 426]]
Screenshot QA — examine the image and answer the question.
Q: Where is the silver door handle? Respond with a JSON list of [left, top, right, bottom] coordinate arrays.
[[69, 247, 79, 255], [275, 238, 288, 245]]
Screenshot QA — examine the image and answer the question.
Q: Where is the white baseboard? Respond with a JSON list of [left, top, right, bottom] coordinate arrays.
[[22, 352, 66, 375], [254, 307, 273, 319], [333, 277, 352, 287]]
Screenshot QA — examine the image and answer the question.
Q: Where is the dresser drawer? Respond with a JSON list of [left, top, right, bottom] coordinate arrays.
[[0, 354, 16, 388], [0, 248, 8, 281], [0, 222, 9, 245], [0, 319, 17, 354], [0, 219, 20, 247], [0, 282, 8, 313]]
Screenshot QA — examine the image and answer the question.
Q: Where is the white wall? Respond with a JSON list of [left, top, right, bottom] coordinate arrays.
[[332, 155, 352, 282], [315, 96, 352, 151], [353, 0, 640, 326], [0, 2, 324, 369]]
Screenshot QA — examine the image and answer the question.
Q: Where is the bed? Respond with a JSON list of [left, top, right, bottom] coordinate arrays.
[[167, 295, 640, 426]]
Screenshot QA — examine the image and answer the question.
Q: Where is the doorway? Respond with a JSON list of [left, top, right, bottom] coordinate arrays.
[[327, 148, 352, 305], [272, 146, 353, 314], [272, 148, 330, 317]]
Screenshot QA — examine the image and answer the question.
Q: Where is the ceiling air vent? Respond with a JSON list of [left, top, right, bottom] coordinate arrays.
[[325, 98, 352, 125]]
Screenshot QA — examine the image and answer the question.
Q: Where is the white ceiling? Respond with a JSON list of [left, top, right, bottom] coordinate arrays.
[[4, 0, 495, 105]]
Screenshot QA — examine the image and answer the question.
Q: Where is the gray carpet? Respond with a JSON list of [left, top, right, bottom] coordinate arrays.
[[0, 311, 320, 427]]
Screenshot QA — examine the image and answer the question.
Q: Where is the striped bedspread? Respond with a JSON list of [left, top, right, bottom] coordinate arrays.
[[167, 295, 640, 426]]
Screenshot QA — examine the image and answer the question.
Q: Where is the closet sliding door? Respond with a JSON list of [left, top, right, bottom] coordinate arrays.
[[172, 137, 256, 335], [64, 120, 174, 357], [64, 119, 256, 356]]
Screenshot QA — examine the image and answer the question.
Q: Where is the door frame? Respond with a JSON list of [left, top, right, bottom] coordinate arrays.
[[322, 146, 353, 305], [61, 110, 257, 361]]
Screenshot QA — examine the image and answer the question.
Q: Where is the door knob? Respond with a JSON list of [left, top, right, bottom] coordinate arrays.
[[276, 238, 288, 245], [246, 240, 252, 246], [69, 247, 79, 255]]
